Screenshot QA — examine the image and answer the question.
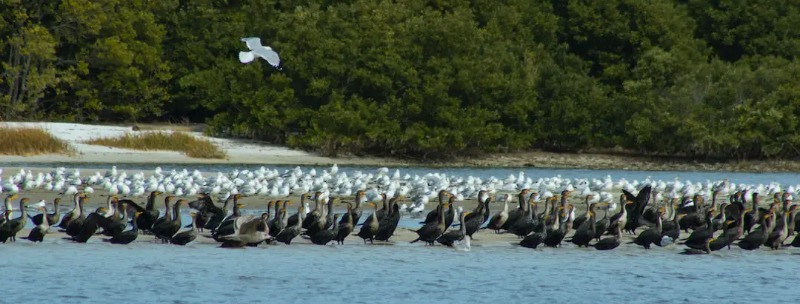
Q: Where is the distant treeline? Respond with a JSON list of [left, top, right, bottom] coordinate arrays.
[[2, 0, 799, 160]]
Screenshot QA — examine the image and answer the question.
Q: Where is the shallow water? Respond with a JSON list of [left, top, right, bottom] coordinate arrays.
[[4, 163, 800, 302], [3, 238, 798, 303]]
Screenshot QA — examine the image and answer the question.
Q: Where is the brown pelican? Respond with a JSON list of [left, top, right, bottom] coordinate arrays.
[[24, 206, 50, 242], [220, 213, 271, 248], [486, 194, 510, 233], [0, 197, 30, 242], [337, 203, 354, 244], [357, 202, 379, 244], [311, 214, 340, 245], [437, 211, 470, 246], [275, 205, 304, 245], [57, 193, 84, 230], [411, 202, 449, 245], [31, 197, 60, 226], [171, 212, 199, 246], [106, 212, 142, 245]]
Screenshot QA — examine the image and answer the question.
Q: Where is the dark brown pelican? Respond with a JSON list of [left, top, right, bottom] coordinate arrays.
[[171, 212, 199, 246], [543, 206, 566, 247], [0, 195, 15, 229], [606, 195, 631, 235], [357, 202, 380, 244], [0, 197, 29, 242], [31, 197, 60, 226], [23, 206, 50, 242], [301, 192, 324, 229], [519, 216, 547, 249], [486, 194, 510, 233], [151, 195, 174, 233], [311, 214, 340, 245], [423, 191, 450, 225], [287, 193, 311, 227], [683, 210, 716, 250], [106, 212, 142, 245], [766, 210, 790, 250], [502, 189, 530, 230], [337, 203, 355, 244], [572, 194, 596, 229], [623, 185, 652, 234], [268, 200, 289, 238], [464, 196, 489, 238], [206, 194, 232, 232], [64, 196, 89, 237], [220, 213, 271, 248], [737, 214, 771, 250], [437, 211, 470, 247], [592, 224, 622, 250], [275, 205, 305, 245], [128, 191, 162, 233], [152, 199, 184, 242], [339, 191, 364, 225], [680, 237, 712, 255], [306, 197, 334, 236], [571, 202, 602, 248], [411, 202, 449, 245], [70, 208, 105, 243], [375, 197, 402, 241], [632, 207, 664, 249]]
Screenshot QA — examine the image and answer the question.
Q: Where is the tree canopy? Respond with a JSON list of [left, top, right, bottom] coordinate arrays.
[[2, 0, 799, 160]]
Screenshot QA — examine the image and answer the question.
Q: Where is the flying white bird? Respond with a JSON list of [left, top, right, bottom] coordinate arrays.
[[238, 37, 281, 69]]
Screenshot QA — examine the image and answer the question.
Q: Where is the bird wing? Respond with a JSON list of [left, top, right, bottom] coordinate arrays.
[[238, 217, 261, 234], [187, 198, 205, 211], [239, 51, 255, 63], [233, 215, 256, 232], [241, 37, 263, 50], [635, 185, 651, 215], [252, 47, 280, 67]]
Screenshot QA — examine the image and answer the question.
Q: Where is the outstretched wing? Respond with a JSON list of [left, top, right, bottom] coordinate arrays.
[[252, 47, 280, 67], [121, 199, 145, 212], [240, 37, 262, 50], [233, 215, 256, 233], [238, 51, 254, 63], [634, 185, 652, 215], [237, 216, 261, 234]]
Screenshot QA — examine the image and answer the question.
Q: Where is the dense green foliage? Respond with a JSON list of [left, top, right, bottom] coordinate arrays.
[[2, 0, 799, 160]]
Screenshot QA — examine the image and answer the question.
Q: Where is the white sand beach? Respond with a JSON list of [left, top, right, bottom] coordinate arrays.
[[0, 122, 405, 166]]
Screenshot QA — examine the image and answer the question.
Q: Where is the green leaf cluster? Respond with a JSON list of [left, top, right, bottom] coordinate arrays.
[[1, 0, 799, 160]]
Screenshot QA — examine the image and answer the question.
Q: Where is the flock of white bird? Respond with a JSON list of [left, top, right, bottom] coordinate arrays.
[[0, 165, 797, 214]]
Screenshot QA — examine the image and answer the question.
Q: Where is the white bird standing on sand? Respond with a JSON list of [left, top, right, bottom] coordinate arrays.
[[239, 37, 281, 69]]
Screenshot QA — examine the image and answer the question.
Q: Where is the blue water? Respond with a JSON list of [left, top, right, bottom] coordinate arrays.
[[2, 239, 798, 303]]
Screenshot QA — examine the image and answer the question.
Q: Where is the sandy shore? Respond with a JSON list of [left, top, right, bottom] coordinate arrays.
[[0, 122, 409, 166], [3, 122, 800, 172]]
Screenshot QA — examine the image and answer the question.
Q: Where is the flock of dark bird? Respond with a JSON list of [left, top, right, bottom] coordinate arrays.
[[2, 185, 799, 254]]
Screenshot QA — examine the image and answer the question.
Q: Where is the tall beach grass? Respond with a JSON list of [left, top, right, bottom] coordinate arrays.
[[86, 132, 227, 159], [0, 127, 73, 156]]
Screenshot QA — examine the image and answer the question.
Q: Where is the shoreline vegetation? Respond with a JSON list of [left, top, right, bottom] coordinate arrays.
[[0, 122, 799, 173], [85, 132, 227, 159], [0, 127, 73, 156], [2, 1, 800, 165]]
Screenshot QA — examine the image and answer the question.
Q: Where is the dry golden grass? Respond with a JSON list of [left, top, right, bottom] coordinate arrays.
[[0, 127, 73, 156], [86, 132, 227, 159]]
